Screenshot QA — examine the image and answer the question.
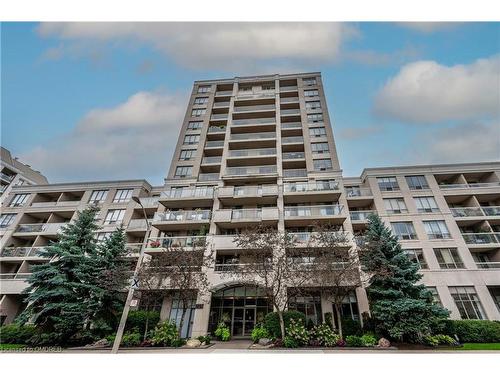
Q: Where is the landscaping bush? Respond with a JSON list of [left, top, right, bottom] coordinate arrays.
[[251, 325, 270, 343], [0, 324, 36, 344], [360, 333, 377, 347], [423, 334, 457, 347], [126, 310, 160, 335], [197, 335, 211, 345], [283, 336, 299, 348], [151, 320, 179, 347], [264, 310, 306, 338], [214, 322, 230, 341], [310, 323, 340, 347], [121, 331, 141, 347], [342, 318, 363, 336], [286, 318, 309, 346], [336, 338, 346, 347], [171, 338, 187, 347], [345, 335, 364, 347], [451, 320, 500, 343]]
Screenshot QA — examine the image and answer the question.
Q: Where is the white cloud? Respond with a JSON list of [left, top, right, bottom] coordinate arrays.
[[21, 90, 187, 184], [37, 22, 358, 71], [373, 55, 500, 123], [338, 125, 383, 140], [396, 22, 460, 33]]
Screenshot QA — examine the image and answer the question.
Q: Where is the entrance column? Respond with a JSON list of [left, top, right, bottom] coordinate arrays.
[[320, 290, 334, 324], [355, 287, 370, 325], [191, 291, 212, 337]]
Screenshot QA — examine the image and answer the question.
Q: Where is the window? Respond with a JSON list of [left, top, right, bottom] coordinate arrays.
[[304, 89, 319, 97], [377, 176, 399, 191], [262, 84, 274, 91], [404, 249, 428, 269], [104, 209, 125, 224], [427, 287, 442, 306], [187, 121, 203, 131], [406, 175, 429, 190], [169, 295, 196, 338], [9, 194, 30, 207], [313, 159, 333, 171], [183, 135, 200, 145], [391, 222, 417, 240], [424, 220, 451, 239], [307, 113, 323, 123], [175, 166, 193, 178], [434, 248, 464, 269], [303, 77, 317, 86], [309, 127, 327, 138], [311, 142, 329, 154], [415, 196, 439, 213], [305, 101, 321, 110], [0, 213, 16, 228], [288, 293, 322, 325], [96, 232, 112, 242], [384, 198, 408, 214], [113, 189, 133, 203], [197, 85, 210, 93], [89, 190, 108, 204], [193, 97, 208, 105], [179, 149, 196, 161], [449, 286, 486, 319], [191, 109, 206, 117]]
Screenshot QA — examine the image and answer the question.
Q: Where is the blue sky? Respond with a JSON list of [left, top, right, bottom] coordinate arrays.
[[1, 22, 499, 185]]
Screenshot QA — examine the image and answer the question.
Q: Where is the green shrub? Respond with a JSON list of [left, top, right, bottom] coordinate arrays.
[[121, 331, 141, 347], [361, 333, 377, 347], [452, 320, 500, 343], [286, 318, 309, 346], [126, 310, 160, 335], [283, 336, 299, 348], [324, 312, 333, 329], [0, 324, 36, 344], [310, 323, 339, 347], [342, 318, 363, 336], [251, 325, 270, 343], [264, 310, 306, 338], [151, 320, 179, 347], [214, 322, 230, 341], [345, 335, 364, 347], [424, 334, 457, 347], [171, 338, 186, 347], [197, 335, 211, 344]]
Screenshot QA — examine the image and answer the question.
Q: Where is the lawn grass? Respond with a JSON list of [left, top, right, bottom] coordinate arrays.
[[452, 343, 500, 350], [0, 343, 27, 350]]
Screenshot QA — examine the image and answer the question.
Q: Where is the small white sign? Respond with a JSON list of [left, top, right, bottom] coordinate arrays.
[[130, 299, 138, 307]]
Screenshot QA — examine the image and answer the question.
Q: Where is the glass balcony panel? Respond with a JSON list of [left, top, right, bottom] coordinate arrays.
[[283, 169, 307, 178], [205, 140, 224, 148], [231, 118, 276, 126], [225, 166, 277, 176], [202, 156, 222, 164], [233, 104, 276, 112], [284, 181, 339, 192], [208, 126, 226, 133], [482, 206, 500, 216], [450, 207, 484, 217], [282, 152, 305, 160], [350, 211, 375, 221], [154, 210, 211, 222], [462, 232, 500, 244], [232, 209, 262, 220], [231, 132, 275, 140], [284, 204, 343, 217], [281, 122, 302, 129], [281, 108, 301, 115], [229, 148, 276, 157], [282, 136, 304, 144], [345, 187, 372, 197]]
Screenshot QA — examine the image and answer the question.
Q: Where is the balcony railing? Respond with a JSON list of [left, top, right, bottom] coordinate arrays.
[[280, 85, 298, 92], [439, 182, 500, 189], [231, 132, 275, 141], [462, 232, 500, 245], [282, 136, 304, 144], [233, 104, 276, 112], [214, 263, 260, 272], [127, 219, 152, 230], [125, 243, 142, 255], [350, 211, 375, 221], [208, 126, 226, 133], [281, 108, 301, 115], [282, 152, 305, 160], [475, 261, 500, 269], [235, 92, 275, 100], [0, 246, 45, 257], [281, 122, 302, 129], [284, 181, 339, 193], [146, 236, 207, 249], [280, 97, 299, 104], [284, 204, 344, 218], [451, 206, 500, 217], [231, 208, 262, 220], [210, 113, 228, 120], [162, 187, 214, 199], [16, 223, 66, 233], [0, 172, 14, 182], [232, 185, 269, 196], [345, 188, 372, 197], [283, 169, 307, 178], [225, 165, 277, 176], [202, 156, 222, 164], [205, 140, 224, 148], [199, 173, 220, 181], [229, 148, 276, 157], [215, 90, 232, 97], [213, 102, 230, 108], [154, 210, 211, 222], [139, 197, 160, 206], [31, 200, 81, 208], [0, 273, 31, 280], [482, 206, 500, 216], [232, 118, 276, 126]]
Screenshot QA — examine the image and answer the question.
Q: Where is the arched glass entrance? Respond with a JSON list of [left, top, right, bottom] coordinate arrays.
[[208, 285, 272, 337]]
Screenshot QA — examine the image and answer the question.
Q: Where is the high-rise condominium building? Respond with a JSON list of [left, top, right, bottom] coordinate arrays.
[[1, 73, 499, 337]]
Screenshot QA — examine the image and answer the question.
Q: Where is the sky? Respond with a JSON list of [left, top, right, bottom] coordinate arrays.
[[1, 22, 499, 185]]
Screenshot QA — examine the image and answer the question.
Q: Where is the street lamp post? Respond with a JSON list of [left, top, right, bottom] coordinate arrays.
[[112, 196, 151, 353]]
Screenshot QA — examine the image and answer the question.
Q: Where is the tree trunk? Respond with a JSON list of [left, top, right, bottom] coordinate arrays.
[[278, 310, 286, 339], [334, 304, 343, 339], [143, 300, 150, 341], [179, 308, 188, 339]]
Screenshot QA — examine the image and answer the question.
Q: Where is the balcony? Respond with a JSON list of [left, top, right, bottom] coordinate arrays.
[[284, 204, 345, 225], [15, 222, 66, 235], [0, 246, 45, 258], [199, 173, 220, 182], [139, 197, 159, 207], [289, 231, 351, 247], [230, 132, 275, 141], [213, 207, 279, 226], [350, 210, 375, 221], [30, 200, 80, 208], [202, 156, 222, 164], [280, 108, 301, 116], [280, 85, 298, 92], [210, 113, 228, 121], [160, 186, 214, 208], [283, 152, 305, 160], [0, 172, 14, 182], [451, 206, 500, 219], [229, 148, 276, 158], [281, 122, 302, 130], [235, 92, 275, 100], [280, 97, 299, 104], [218, 185, 278, 204], [213, 101, 230, 108], [439, 182, 500, 194], [153, 210, 211, 230], [215, 90, 232, 97], [345, 187, 372, 198], [233, 104, 276, 113], [232, 118, 276, 126], [0, 273, 31, 294], [282, 136, 304, 144], [475, 261, 500, 269], [214, 263, 257, 273], [125, 243, 142, 256], [283, 181, 341, 203], [126, 218, 152, 232], [283, 169, 307, 178], [224, 166, 277, 180], [205, 140, 224, 148], [145, 236, 207, 251], [208, 126, 226, 133], [462, 232, 500, 248]]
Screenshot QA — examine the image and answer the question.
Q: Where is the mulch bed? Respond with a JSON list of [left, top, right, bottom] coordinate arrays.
[[249, 344, 397, 350], [67, 343, 215, 351]]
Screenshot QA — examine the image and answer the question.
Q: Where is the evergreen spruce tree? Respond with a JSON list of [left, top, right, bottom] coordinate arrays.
[[360, 214, 449, 342]]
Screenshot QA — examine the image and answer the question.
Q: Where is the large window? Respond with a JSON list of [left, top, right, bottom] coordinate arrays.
[[113, 189, 133, 203], [391, 222, 417, 240], [434, 248, 464, 269], [305, 101, 321, 110], [304, 89, 319, 97], [449, 286, 486, 319], [89, 189, 108, 204], [332, 291, 360, 323], [0, 213, 16, 228], [104, 209, 125, 224], [179, 149, 196, 161], [191, 109, 206, 117], [307, 113, 323, 123], [424, 220, 451, 239], [175, 166, 193, 178], [404, 248, 428, 269], [406, 175, 429, 190], [197, 85, 211, 93], [415, 196, 439, 213], [303, 77, 317, 86], [311, 142, 329, 154], [187, 121, 203, 131], [309, 127, 327, 138], [384, 198, 408, 214], [193, 97, 208, 105], [183, 135, 200, 145], [313, 159, 333, 171], [169, 295, 196, 338], [289, 293, 322, 325], [377, 177, 399, 191], [9, 193, 30, 207], [427, 287, 442, 306]]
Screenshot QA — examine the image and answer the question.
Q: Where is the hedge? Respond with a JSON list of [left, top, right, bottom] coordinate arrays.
[[0, 324, 36, 344], [125, 310, 160, 334], [264, 310, 306, 338], [451, 320, 500, 343]]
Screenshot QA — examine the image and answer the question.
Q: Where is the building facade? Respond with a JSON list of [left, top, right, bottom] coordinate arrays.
[[1, 73, 499, 337]]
